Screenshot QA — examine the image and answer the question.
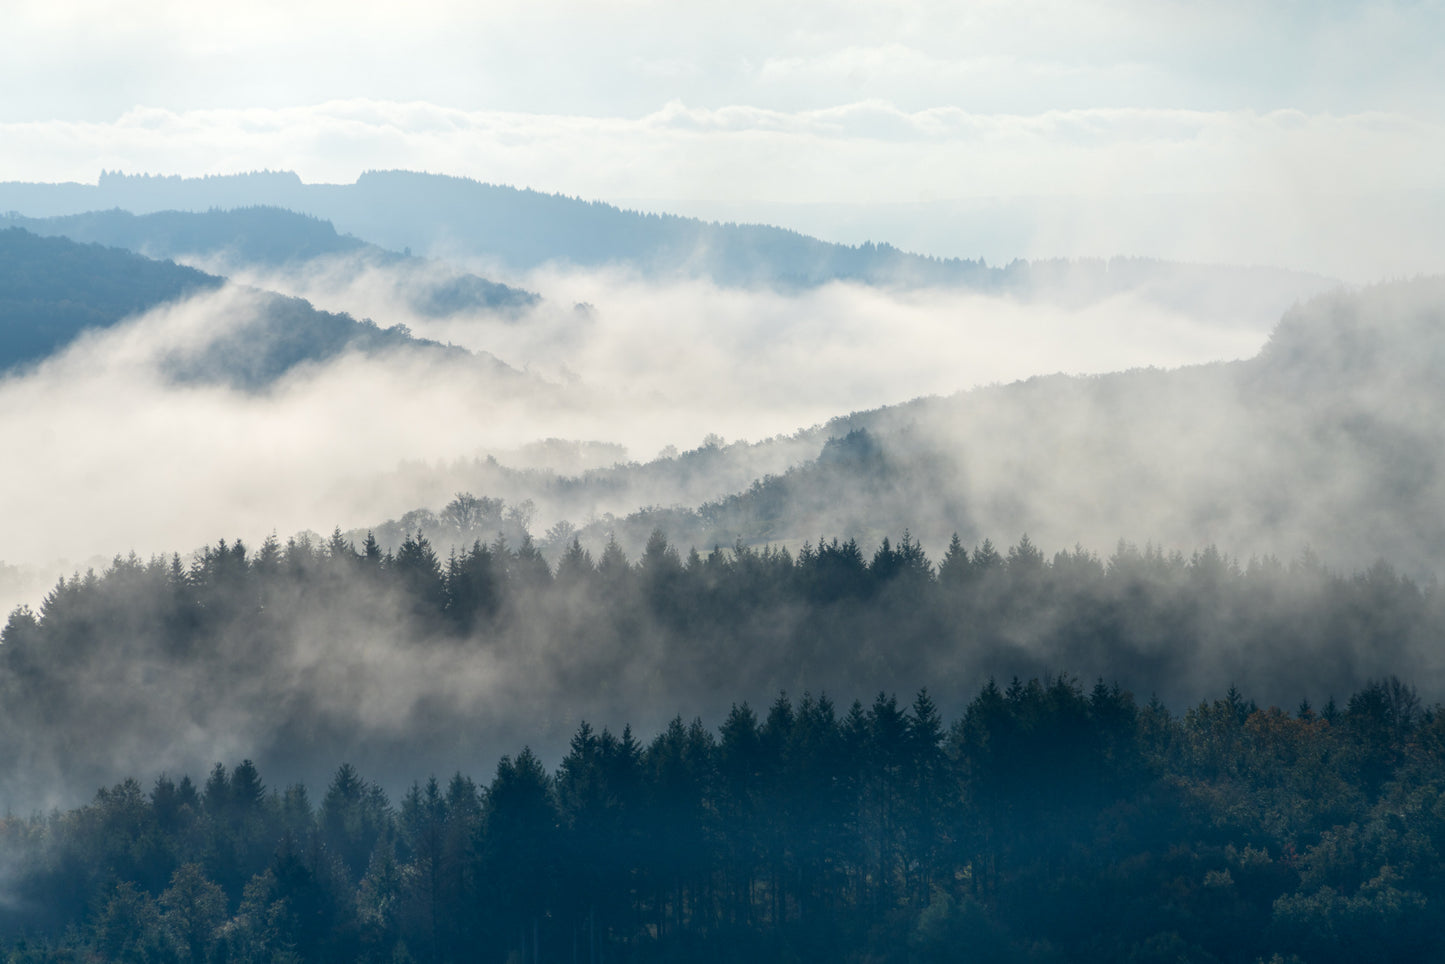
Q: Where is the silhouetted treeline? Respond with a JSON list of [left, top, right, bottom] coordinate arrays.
[[329, 279, 1445, 589], [4, 527, 1444, 811], [2, 675, 1444, 962]]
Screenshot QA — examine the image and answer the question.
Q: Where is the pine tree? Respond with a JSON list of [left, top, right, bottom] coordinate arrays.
[[938, 533, 970, 586]]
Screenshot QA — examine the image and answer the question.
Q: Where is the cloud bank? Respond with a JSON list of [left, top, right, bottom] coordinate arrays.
[[0, 259, 1284, 607], [6, 0, 1443, 120]]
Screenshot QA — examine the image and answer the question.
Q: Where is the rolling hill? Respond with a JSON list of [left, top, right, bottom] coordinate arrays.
[[356, 278, 1445, 581], [0, 227, 518, 389], [0, 172, 1333, 318], [8, 206, 538, 317]]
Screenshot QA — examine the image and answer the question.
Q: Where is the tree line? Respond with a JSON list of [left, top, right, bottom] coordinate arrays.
[[3, 524, 1444, 813], [7, 521, 1439, 704], [0, 674, 1442, 963]]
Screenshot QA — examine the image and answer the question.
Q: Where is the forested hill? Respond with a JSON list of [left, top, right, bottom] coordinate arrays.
[[5, 522, 1444, 814], [1, 676, 1441, 963], [0, 227, 513, 388], [0, 172, 1333, 302], [11, 206, 368, 265], [7, 206, 539, 316], [0, 226, 221, 372]]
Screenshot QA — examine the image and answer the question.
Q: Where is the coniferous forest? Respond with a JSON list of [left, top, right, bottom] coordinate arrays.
[[3, 529, 1445, 961], [8, 218, 1445, 964], [5, 527, 1445, 801], [0, 667, 1440, 963], [8, 0, 1445, 956]]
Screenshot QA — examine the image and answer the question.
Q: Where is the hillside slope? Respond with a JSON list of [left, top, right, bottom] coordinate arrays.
[[10, 206, 538, 317], [0, 227, 516, 388], [363, 279, 1445, 579]]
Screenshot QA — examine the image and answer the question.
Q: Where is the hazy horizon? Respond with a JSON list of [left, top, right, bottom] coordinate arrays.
[[5, 0, 1445, 279], [5, 0, 1445, 807]]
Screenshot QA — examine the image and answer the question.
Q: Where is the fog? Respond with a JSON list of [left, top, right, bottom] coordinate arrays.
[[8, 471, 1445, 812], [0, 254, 1299, 609], [760, 279, 1445, 578], [626, 191, 1445, 285], [5, 251, 1445, 810], [214, 253, 1285, 414]]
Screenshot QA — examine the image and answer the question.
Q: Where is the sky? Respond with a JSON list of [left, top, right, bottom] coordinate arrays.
[[4, 0, 1445, 277]]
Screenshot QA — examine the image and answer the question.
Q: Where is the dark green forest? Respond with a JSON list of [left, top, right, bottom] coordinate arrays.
[[1, 665, 1441, 964], [5, 520, 1445, 964]]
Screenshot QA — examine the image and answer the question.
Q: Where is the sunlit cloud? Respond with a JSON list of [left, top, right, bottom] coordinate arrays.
[[0, 256, 1294, 585]]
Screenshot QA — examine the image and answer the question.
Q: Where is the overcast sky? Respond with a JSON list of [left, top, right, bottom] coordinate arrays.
[[3, 0, 1444, 275]]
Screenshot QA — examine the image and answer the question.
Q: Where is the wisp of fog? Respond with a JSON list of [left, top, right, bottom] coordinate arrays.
[[0, 258, 1290, 610]]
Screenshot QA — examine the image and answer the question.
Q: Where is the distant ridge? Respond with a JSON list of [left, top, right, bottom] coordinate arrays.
[[7, 206, 538, 315], [0, 227, 517, 388], [0, 171, 1335, 302]]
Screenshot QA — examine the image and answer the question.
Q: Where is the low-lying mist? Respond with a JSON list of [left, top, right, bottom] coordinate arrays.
[[5, 523, 1443, 813], [206, 255, 1303, 415], [4, 251, 1444, 816], [526, 279, 1445, 586], [0, 258, 1289, 610]]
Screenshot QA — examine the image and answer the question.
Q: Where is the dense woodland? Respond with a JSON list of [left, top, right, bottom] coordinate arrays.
[[4, 521, 1444, 814], [0, 227, 220, 372], [1, 668, 1442, 963], [2, 175, 1441, 962]]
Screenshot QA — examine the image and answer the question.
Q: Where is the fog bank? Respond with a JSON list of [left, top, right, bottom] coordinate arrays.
[[0, 258, 1291, 604]]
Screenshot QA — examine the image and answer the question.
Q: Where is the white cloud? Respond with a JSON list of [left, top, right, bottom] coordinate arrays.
[[7, 100, 1443, 203], [4, 0, 1443, 120], [0, 260, 1292, 580]]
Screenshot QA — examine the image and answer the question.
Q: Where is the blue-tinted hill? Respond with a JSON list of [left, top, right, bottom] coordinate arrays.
[[16, 205, 367, 265], [0, 172, 1332, 302], [0, 227, 221, 371], [4, 170, 967, 283], [0, 227, 514, 388], [8, 206, 538, 316]]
